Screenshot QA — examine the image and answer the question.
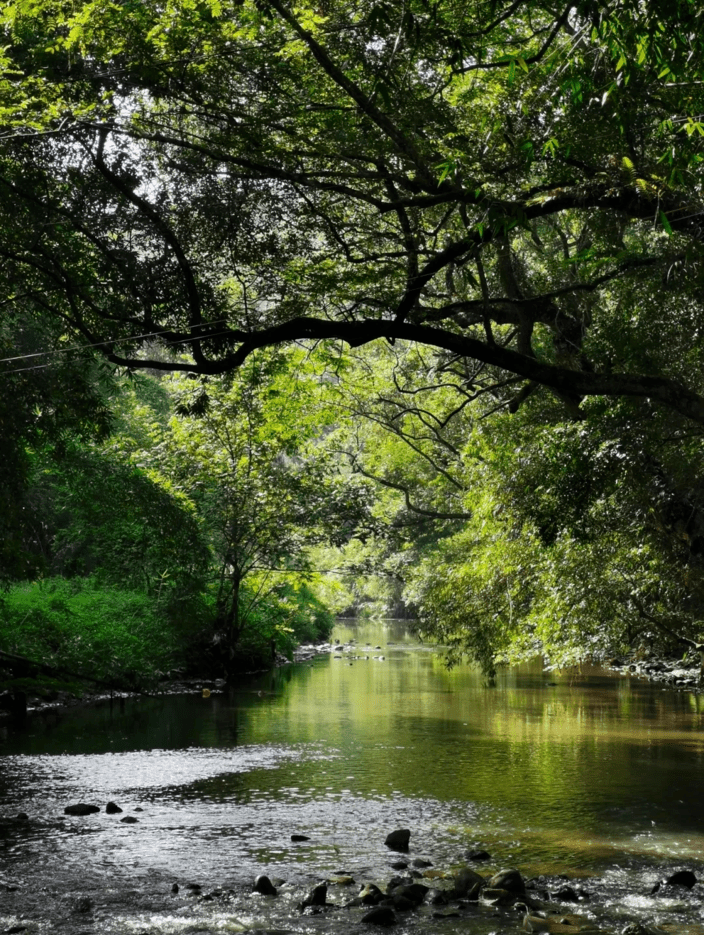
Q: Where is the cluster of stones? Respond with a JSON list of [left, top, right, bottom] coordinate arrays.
[[607, 655, 704, 691], [62, 802, 142, 823], [328, 639, 387, 663], [249, 828, 700, 933]]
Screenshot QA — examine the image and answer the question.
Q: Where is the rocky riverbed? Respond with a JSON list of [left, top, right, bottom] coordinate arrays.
[[2, 637, 704, 935], [2, 814, 702, 935], [605, 654, 703, 692]]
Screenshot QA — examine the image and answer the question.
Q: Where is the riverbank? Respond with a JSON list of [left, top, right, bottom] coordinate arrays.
[[5, 638, 704, 722], [0, 639, 335, 720], [605, 653, 703, 692], [2, 623, 704, 935]]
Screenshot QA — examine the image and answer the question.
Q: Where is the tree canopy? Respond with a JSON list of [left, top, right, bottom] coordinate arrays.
[[5, 0, 704, 679], [3, 0, 704, 422]]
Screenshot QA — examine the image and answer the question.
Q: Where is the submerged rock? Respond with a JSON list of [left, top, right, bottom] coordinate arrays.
[[361, 906, 396, 926], [428, 888, 449, 906], [465, 849, 491, 861], [387, 883, 428, 905], [64, 804, 100, 816], [72, 896, 94, 913], [553, 884, 580, 902], [384, 829, 410, 851]]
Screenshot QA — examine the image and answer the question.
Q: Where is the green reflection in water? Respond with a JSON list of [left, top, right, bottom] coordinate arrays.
[[2, 619, 704, 874]]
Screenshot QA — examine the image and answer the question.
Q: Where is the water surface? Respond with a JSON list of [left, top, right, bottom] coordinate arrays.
[[1, 620, 703, 934]]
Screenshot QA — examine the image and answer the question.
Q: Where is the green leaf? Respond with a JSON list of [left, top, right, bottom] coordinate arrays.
[[659, 210, 673, 236]]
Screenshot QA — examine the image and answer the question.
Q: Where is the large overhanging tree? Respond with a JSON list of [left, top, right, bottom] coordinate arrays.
[[2, 0, 704, 423]]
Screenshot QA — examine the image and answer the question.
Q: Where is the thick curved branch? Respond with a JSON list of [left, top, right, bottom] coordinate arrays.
[[102, 316, 704, 426]]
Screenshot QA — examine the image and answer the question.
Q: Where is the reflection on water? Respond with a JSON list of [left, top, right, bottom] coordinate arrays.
[[1, 619, 704, 934]]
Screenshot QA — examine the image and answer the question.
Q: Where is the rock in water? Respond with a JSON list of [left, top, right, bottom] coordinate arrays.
[[666, 869, 697, 889], [64, 804, 100, 816], [488, 868, 526, 895], [465, 849, 491, 861], [291, 834, 310, 842], [72, 897, 94, 913], [300, 882, 327, 909], [384, 829, 411, 851], [450, 867, 485, 899], [120, 816, 139, 823], [361, 906, 396, 926], [253, 875, 277, 896], [105, 802, 123, 814], [387, 883, 429, 905], [359, 884, 384, 906], [553, 884, 580, 902]]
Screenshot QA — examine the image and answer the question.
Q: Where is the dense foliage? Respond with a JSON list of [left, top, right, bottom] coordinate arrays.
[[3, 0, 704, 682]]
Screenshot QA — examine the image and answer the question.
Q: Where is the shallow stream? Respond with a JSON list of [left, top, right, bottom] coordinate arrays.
[[2, 620, 704, 934]]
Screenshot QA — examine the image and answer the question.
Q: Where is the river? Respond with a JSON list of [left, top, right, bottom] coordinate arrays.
[[1, 620, 703, 934]]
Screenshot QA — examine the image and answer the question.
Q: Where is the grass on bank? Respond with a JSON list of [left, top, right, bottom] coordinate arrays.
[[0, 576, 334, 692]]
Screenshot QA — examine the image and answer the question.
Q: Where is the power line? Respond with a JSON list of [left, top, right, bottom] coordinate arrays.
[[0, 319, 242, 376]]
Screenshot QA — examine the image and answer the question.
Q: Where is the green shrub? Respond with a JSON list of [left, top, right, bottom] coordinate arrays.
[[222, 581, 334, 672], [0, 577, 196, 688]]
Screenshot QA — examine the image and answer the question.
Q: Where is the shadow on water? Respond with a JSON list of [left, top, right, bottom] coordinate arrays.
[[2, 620, 704, 933]]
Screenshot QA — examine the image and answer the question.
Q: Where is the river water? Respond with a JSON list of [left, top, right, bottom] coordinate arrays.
[[1, 620, 704, 934]]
